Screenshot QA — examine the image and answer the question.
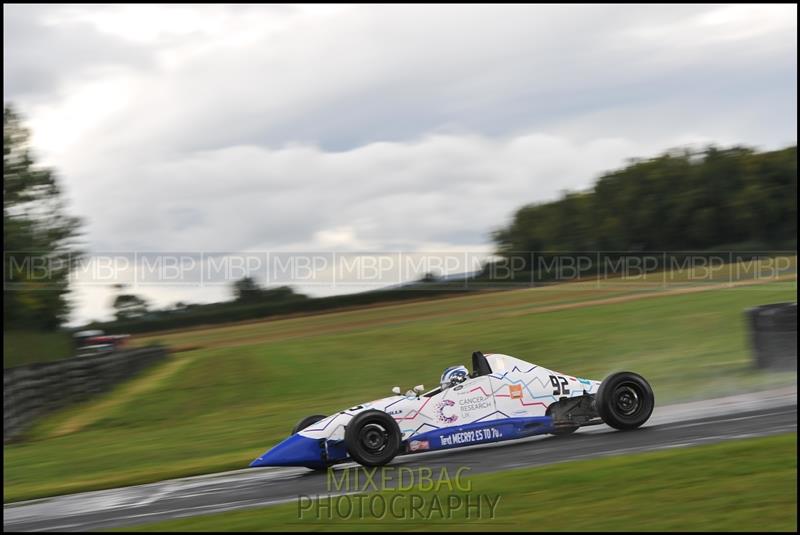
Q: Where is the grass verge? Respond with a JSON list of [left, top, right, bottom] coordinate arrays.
[[117, 433, 798, 532], [4, 329, 74, 368]]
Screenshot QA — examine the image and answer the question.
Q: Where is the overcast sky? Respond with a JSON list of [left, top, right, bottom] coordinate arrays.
[[4, 4, 797, 324]]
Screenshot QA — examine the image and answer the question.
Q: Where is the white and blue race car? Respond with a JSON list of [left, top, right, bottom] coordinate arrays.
[[250, 352, 654, 469]]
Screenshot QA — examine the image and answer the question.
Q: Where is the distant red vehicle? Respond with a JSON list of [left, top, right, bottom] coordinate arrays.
[[73, 330, 129, 355]]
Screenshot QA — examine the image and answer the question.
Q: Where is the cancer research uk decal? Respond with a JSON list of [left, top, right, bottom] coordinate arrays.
[[440, 427, 503, 446], [435, 400, 458, 424], [457, 393, 492, 418]]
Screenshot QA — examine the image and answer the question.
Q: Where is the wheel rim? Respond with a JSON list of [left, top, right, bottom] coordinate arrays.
[[614, 383, 640, 416], [359, 423, 388, 453]]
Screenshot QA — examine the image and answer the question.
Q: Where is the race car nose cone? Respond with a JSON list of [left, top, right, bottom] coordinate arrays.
[[250, 434, 326, 468]]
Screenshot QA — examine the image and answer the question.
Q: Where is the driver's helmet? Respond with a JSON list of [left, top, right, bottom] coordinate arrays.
[[440, 365, 470, 390]]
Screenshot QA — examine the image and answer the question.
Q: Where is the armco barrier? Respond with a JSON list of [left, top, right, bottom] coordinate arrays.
[[746, 302, 797, 371], [3, 346, 168, 442]]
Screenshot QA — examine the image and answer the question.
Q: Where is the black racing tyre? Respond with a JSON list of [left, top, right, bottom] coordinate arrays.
[[545, 405, 579, 436], [596, 372, 655, 430], [292, 414, 327, 435], [344, 410, 401, 467]]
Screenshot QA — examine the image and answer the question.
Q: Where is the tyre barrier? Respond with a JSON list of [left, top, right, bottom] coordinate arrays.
[[745, 302, 797, 371], [3, 346, 168, 443]]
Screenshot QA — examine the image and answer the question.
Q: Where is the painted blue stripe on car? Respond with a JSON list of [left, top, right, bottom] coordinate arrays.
[[406, 416, 553, 452]]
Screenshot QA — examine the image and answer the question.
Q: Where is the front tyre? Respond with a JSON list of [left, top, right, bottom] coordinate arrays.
[[345, 410, 401, 467], [596, 372, 654, 430], [292, 414, 327, 435]]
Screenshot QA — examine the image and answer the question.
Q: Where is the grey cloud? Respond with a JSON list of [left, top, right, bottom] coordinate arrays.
[[56, 4, 793, 159], [3, 5, 154, 99]]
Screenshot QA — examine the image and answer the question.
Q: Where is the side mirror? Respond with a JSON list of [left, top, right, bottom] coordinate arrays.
[[391, 386, 401, 395], [413, 384, 425, 394]]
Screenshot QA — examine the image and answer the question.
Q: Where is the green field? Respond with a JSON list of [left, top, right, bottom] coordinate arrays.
[[118, 433, 798, 532], [4, 329, 74, 368], [3, 260, 796, 503]]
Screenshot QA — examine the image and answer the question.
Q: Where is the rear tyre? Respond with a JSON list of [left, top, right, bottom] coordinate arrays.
[[292, 414, 327, 435], [596, 372, 654, 430], [345, 410, 401, 467]]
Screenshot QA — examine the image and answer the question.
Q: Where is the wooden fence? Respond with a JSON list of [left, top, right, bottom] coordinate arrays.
[[4, 346, 168, 442]]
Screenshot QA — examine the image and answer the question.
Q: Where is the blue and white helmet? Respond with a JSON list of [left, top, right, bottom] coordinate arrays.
[[440, 365, 469, 390]]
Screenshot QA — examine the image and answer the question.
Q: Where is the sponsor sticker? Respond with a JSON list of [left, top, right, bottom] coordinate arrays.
[[458, 395, 492, 417], [509, 384, 523, 399], [440, 427, 503, 446], [408, 440, 430, 452]]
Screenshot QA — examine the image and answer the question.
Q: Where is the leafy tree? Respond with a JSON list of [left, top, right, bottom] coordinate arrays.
[[171, 301, 189, 311], [112, 293, 149, 321], [493, 145, 797, 257], [232, 276, 263, 302], [420, 272, 439, 283], [232, 276, 303, 304], [4, 104, 83, 330]]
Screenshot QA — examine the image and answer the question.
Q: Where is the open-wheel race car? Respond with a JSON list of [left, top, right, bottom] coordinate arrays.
[[250, 352, 655, 469]]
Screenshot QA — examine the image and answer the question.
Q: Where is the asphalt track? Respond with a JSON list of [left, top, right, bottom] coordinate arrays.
[[4, 386, 797, 532]]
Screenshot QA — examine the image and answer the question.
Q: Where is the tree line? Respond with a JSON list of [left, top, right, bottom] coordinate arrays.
[[492, 145, 797, 256]]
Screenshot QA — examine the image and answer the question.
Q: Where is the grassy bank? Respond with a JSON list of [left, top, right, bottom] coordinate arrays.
[[4, 329, 74, 368]]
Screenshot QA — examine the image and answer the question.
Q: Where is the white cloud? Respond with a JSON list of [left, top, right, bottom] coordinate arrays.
[[63, 131, 661, 253]]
